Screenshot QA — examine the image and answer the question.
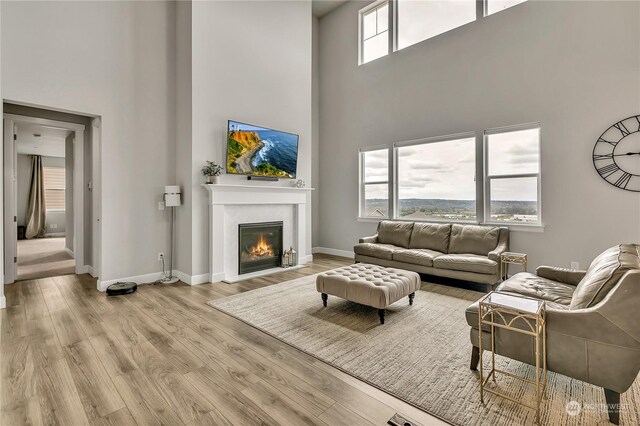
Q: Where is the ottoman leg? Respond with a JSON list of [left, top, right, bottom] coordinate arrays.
[[409, 292, 415, 305], [321, 293, 328, 307], [378, 309, 385, 324]]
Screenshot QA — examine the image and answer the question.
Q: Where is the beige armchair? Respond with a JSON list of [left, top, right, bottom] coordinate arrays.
[[466, 244, 640, 424]]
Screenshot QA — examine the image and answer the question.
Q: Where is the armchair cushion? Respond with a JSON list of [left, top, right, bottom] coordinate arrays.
[[570, 244, 640, 309], [536, 266, 586, 286], [496, 272, 575, 305], [377, 221, 414, 248], [408, 223, 451, 253], [448, 224, 500, 256]]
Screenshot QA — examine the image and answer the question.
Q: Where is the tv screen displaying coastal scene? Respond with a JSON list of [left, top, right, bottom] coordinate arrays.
[[226, 120, 299, 179]]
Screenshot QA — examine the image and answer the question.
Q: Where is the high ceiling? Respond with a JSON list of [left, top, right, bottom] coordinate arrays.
[[16, 122, 71, 158], [312, 0, 348, 18]]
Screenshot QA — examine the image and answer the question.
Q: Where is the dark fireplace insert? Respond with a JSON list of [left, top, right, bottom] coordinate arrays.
[[238, 221, 283, 275]]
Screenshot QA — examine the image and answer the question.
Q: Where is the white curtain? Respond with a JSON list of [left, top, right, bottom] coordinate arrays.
[[25, 155, 46, 239]]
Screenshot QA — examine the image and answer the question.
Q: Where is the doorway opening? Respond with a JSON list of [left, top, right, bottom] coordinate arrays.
[[3, 102, 100, 284], [15, 121, 75, 280]]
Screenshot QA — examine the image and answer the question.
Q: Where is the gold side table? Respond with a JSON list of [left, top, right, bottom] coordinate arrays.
[[478, 292, 547, 424], [501, 251, 527, 280]]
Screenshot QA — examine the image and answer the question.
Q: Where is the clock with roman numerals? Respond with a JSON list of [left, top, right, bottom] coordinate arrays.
[[593, 115, 640, 192]]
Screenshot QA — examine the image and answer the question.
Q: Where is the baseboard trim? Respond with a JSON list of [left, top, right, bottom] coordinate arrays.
[[98, 270, 211, 291], [98, 271, 164, 292], [312, 247, 354, 259], [174, 270, 209, 286], [0, 296, 6, 309], [64, 247, 75, 258], [45, 232, 66, 238]]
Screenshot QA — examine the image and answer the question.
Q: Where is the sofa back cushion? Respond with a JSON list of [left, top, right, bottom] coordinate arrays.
[[377, 221, 414, 248], [448, 224, 500, 256], [570, 244, 640, 309], [409, 223, 451, 253]]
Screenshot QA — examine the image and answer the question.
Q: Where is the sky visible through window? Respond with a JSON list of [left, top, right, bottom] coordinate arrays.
[[362, 129, 540, 222], [398, 0, 476, 50]]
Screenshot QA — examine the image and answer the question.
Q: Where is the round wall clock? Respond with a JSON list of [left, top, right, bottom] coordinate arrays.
[[593, 114, 640, 192]]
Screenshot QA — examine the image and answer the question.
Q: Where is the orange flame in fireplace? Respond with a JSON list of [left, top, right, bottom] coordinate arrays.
[[249, 234, 274, 257]]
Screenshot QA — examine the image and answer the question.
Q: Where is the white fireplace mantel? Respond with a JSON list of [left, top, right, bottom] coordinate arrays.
[[202, 184, 314, 283]]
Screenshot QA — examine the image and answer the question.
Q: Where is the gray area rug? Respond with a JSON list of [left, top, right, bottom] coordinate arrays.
[[208, 274, 640, 425]]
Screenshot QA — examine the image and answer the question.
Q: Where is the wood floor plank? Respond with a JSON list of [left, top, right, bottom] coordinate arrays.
[[318, 402, 375, 425], [1, 304, 28, 343], [184, 366, 279, 426], [87, 332, 137, 377], [111, 369, 184, 426], [35, 358, 90, 426], [0, 396, 43, 426], [241, 379, 328, 426], [64, 340, 126, 419], [1, 255, 447, 426], [0, 337, 36, 410], [50, 309, 86, 347]]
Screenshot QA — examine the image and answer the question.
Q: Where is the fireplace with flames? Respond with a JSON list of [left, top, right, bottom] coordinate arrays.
[[238, 221, 283, 275]]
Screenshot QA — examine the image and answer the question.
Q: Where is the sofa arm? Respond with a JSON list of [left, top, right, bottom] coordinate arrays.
[[359, 234, 378, 244], [488, 229, 509, 262], [536, 266, 586, 286]]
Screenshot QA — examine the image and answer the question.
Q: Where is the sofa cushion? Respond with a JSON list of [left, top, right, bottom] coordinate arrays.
[[433, 254, 498, 275], [377, 221, 414, 248], [448, 224, 500, 256], [353, 243, 400, 261], [497, 272, 575, 305], [392, 248, 443, 267], [408, 223, 451, 253], [570, 244, 640, 309]]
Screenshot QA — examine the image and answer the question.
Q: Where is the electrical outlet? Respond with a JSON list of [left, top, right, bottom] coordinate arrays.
[[158, 201, 165, 211], [158, 252, 165, 262], [571, 261, 579, 270]]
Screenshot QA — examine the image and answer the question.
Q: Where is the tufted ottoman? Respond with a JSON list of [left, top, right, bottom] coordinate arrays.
[[316, 263, 421, 324]]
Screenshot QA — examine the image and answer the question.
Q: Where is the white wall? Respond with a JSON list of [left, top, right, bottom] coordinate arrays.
[[318, 0, 640, 269], [2, 1, 176, 283], [180, 0, 313, 277]]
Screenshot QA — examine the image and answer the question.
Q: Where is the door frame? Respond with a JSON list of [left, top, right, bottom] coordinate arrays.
[[3, 113, 86, 283]]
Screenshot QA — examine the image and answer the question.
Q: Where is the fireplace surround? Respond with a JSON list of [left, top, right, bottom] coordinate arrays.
[[238, 221, 283, 275]]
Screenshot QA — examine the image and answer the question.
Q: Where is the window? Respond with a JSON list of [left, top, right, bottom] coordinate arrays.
[[43, 166, 65, 211], [485, 0, 527, 16], [360, 1, 389, 64], [484, 124, 540, 224], [395, 134, 476, 221], [360, 147, 390, 217], [397, 0, 477, 50], [358, 1, 529, 64]]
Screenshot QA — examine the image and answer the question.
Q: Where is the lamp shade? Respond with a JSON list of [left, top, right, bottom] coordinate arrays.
[[164, 185, 181, 207]]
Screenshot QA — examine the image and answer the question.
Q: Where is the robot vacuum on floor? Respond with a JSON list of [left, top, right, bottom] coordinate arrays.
[[106, 281, 137, 296]]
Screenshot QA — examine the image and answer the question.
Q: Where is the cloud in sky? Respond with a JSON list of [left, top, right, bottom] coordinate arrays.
[[364, 128, 540, 201]]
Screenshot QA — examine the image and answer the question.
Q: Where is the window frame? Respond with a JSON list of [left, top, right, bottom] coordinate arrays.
[[359, 145, 392, 219], [358, 0, 390, 65], [483, 122, 542, 226], [393, 131, 478, 224]]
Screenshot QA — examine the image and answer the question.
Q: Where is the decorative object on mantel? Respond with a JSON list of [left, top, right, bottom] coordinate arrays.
[[294, 179, 306, 188], [593, 114, 640, 192], [202, 160, 222, 184], [281, 246, 297, 268]]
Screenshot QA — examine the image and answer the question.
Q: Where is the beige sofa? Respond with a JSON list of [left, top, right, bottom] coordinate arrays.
[[466, 244, 640, 425], [354, 221, 509, 291]]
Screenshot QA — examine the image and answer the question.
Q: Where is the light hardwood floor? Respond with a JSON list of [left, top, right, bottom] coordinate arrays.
[[0, 254, 446, 426]]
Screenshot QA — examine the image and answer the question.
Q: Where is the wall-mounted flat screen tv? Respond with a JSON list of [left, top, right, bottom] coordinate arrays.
[[226, 120, 299, 179]]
